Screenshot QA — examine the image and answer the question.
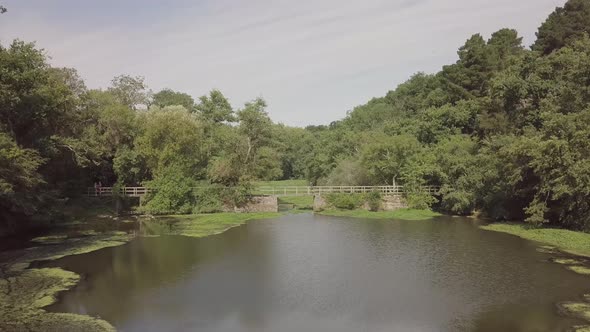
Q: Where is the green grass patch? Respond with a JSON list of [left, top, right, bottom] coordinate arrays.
[[253, 179, 308, 188], [154, 212, 282, 238], [480, 223, 590, 258], [278, 196, 314, 210], [317, 209, 441, 221]]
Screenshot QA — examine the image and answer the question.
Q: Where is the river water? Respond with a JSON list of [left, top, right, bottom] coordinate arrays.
[[43, 214, 589, 331]]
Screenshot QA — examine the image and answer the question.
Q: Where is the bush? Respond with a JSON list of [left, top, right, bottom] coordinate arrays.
[[326, 193, 365, 210], [192, 187, 223, 214], [366, 191, 382, 211], [405, 191, 437, 210], [441, 190, 474, 215], [141, 171, 197, 215]]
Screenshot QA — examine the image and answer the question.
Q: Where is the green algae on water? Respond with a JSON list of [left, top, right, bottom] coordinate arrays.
[[152, 212, 282, 238], [317, 209, 441, 221], [0, 232, 131, 331], [0, 268, 115, 332], [558, 302, 590, 322], [568, 266, 590, 276], [480, 223, 590, 258]]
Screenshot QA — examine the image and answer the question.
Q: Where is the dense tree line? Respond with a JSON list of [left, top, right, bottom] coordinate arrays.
[[1, 0, 590, 231], [307, 0, 590, 230]]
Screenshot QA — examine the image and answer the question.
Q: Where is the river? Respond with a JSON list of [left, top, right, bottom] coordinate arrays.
[[42, 214, 589, 331]]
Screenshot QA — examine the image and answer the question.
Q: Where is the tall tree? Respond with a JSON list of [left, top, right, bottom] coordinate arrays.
[[152, 88, 194, 110], [196, 89, 235, 123], [108, 75, 149, 110], [533, 0, 590, 55]]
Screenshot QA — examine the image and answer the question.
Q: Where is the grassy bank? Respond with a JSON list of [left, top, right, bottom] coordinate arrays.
[[152, 212, 282, 237], [480, 223, 590, 258], [317, 209, 441, 221]]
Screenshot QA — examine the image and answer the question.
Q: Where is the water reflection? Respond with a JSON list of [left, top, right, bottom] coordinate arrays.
[[44, 214, 589, 331]]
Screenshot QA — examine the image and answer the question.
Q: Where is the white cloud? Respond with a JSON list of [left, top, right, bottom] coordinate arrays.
[[0, 0, 565, 126]]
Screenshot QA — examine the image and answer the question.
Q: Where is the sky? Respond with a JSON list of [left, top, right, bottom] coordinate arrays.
[[0, 0, 566, 126]]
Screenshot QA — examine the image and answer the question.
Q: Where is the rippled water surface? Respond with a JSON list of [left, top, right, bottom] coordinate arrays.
[[44, 214, 589, 331]]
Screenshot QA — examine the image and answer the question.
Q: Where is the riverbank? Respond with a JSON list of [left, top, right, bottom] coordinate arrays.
[[149, 212, 283, 237], [481, 223, 590, 331], [317, 208, 442, 220], [480, 223, 590, 258]]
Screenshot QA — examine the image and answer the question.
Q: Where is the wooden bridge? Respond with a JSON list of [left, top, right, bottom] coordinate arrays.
[[87, 185, 441, 198]]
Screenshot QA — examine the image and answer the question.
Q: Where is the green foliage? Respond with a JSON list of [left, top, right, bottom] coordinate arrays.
[[152, 88, 194, 110], [192, 187, 223, 214], [108, 75, 149, 110], [141, 169, 197, 215], [366, 191, 382, 211], [4, 3, 590, 233], [404, 191, 436, 210], [533, 0, 590, 55], [325, 193, 365, 210], [135, 105, 205, 178], [196, 89, 235, 123]]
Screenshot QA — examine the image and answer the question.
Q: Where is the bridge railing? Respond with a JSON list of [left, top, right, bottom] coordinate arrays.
[[86, 185, 441, 197]]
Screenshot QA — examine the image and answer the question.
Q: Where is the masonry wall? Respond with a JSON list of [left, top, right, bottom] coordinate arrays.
[[313, 194, 408, 212], [224, 196, 279, 213]]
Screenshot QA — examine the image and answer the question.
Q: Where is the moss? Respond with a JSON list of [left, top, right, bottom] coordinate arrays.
[[317, 208, 441, 221], [480, 223, 590, 258], [0, 232, 131, 331], [573, 325, 590, 332], [553, 258, 584, 265], [0, 268, 115, 331], [151, 212, 282, 238], [31, 235, 69, 244], [568, 266, 590, 276], [559, 302, 590, 322]]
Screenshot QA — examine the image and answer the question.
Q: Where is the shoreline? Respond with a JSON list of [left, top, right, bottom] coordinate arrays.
[[0, 212, 281, 332], [3, 210, 590, 331]]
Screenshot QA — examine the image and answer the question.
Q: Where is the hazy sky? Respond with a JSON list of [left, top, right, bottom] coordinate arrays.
[[0, 0, 565, 126]]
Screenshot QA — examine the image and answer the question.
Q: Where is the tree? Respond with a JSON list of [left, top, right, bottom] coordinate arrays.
[[237, 98, 272, 164], [152, 88, 194, 110], [108, 75, 149, 110], [135, 106, 206, 178], [196, 89, 234, 123], [361, 134, 422, 185], [533, 0, 590, 55]]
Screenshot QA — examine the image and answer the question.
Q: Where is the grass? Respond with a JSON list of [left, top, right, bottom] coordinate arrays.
[[253, 179, 308, 188], [480, 223, 590, 258], [153, 212, 282, 237], [278, 196, 314, 210], [317, 208, 441, 221]]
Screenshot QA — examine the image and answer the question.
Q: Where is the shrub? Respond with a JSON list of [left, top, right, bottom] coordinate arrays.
[[366, 191, 382, 211], [192, 187, 223, 213], [405, 191, 437, 210], [326, 193, 364, 210], [141, 171, 197, 215]]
